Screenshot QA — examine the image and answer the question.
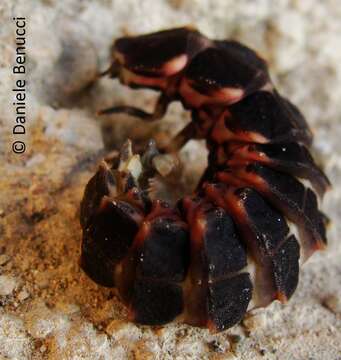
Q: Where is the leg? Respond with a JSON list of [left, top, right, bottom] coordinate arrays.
[[97, 93, 171, 122]]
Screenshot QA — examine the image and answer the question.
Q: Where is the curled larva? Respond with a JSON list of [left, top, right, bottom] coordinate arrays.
[[80, 27, 330, 332]]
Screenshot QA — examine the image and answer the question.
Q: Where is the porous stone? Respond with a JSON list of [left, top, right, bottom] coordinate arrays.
[[242, 311, 267, 332], [0, 314, 32, 359], [0, 275, 18, 296], [323, 294, 341, 314], [1, 0, 341, 359], [0, 255, 10, 266], [17, 289, 30, 302]]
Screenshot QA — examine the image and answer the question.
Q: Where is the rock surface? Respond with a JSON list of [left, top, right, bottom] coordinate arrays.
[[1, 0, 341, 359]]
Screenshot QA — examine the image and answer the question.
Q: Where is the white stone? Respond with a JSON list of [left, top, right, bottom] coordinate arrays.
[[17, 289, 30, 302], [24, 301, 70, 339], [0, 275, 17, 296], [243, 311, 267, 331], [0, 314, 32, 359], [106, 320, 142, 343]]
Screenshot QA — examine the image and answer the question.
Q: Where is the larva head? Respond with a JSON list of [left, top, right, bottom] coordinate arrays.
[[107, 27, 211, 91]]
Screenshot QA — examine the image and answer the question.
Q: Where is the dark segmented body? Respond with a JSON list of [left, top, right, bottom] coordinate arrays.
[[80, 27, 330, 332]]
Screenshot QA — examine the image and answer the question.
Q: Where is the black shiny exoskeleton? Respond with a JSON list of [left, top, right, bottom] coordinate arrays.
[[80, 27, 330, 332]]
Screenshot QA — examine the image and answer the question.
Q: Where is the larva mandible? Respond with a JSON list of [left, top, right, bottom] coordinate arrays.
[[80, 27, 330, 332]]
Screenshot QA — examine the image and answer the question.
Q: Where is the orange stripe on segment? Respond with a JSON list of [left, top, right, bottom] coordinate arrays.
[[191, 208, 207, 250], [182, 197, 208, 249], [184, 201, 210, 329], [132, 221, 151, 250], [215, 146, 228, 165], [224, 144, 270, 167], [181, 197, 201, 225], [215, 172, 247, 188], [127, 307, 136, 322], [202, 183, 228, 211], [313, 240, 327, 251], [117, 51, 188, 77], [179, 78, 244, 108], [233, 168, 273, 194], [120, 68, 169, 89], [223, 188, 250, 221], [215, 87, 244, 104], [276, 291, 288, 304], [223, 142, 245, 154], [162, 54, 188, 76], [203, 184, 245, 222], [209, 113, 236, 144], [179, 78, 211, 108], [206, 318, 218, 333], [216, 169, 267, 190], [210, 113, 268, 144]]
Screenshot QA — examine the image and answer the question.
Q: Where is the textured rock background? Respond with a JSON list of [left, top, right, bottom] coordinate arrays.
[[1, 0, 341, 359]]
